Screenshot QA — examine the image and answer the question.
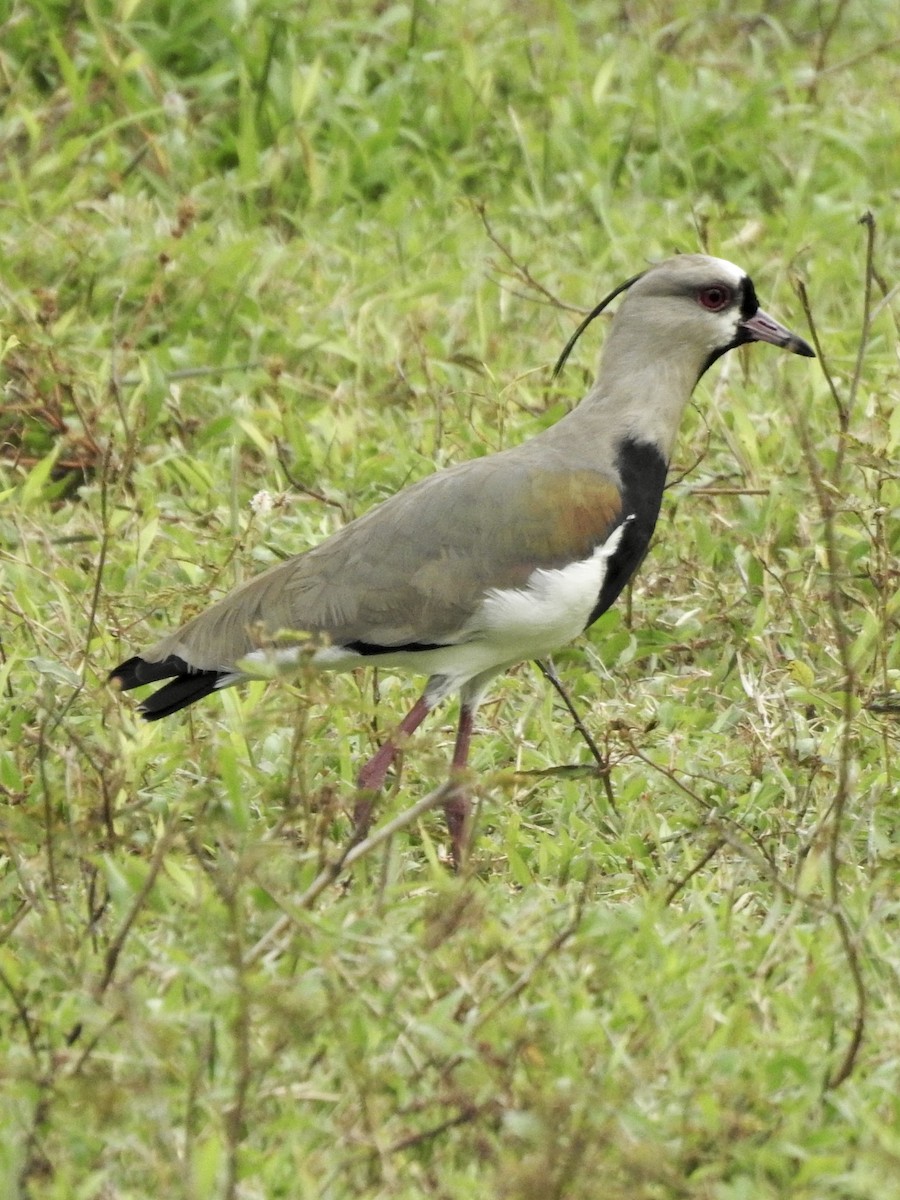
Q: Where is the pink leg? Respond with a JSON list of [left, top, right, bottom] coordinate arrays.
[[353, 693, 433, 833], [444, 702, 475, 870]]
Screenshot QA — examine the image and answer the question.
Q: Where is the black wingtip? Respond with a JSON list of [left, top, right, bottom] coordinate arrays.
[[109, 654, 226, 720], [137, 671, 225, 720], [109, 655, 169, 692]]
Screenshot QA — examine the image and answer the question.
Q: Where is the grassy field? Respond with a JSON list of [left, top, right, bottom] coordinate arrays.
[[1, 0, 898, 1196]]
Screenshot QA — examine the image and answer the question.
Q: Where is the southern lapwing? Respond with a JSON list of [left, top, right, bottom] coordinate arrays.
[[110, 255, 814, 865]]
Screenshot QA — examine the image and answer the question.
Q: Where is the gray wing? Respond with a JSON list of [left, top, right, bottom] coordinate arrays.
[[144, 446, 624, 670]]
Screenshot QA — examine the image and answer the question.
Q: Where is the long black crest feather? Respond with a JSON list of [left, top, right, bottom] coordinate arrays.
[[552, 270, 646, 380]]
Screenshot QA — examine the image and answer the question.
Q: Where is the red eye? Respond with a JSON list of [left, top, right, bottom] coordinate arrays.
[[698, 285, 732, 311]]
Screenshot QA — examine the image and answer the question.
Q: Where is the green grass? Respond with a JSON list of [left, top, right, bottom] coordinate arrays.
[[1, 0, 899, 1196]]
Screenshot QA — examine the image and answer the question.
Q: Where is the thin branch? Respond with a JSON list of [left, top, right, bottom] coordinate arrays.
[[788, 228, 873, 1088], [622, 739, 842, 912], [81, 441, 114, 682], [275, 439, 350, 520], [805, 0, 851, 101], [687, 486, 770, 496], [665, 838, 726, 905], [794, 277, 844, 424], [473, 876, 592, 1032], [842, 212, 876, 472], [381, 1102, 490, 1156], [94, 813, 182, 998], [535, 659, 619, 815], [794, 421, 863, 1088], [476, 202, 585, 314], [0, 962, 42, 1060], [246, 782, 453, 964]]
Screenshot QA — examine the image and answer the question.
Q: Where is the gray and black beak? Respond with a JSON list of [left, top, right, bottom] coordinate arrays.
[[740, 308, 814, 358]]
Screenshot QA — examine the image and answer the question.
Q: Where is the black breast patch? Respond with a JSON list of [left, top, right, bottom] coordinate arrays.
[[585, 437, 668, 627]]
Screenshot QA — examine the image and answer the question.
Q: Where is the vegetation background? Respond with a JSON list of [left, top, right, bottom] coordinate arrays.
[[1, 0, 898, 1196]]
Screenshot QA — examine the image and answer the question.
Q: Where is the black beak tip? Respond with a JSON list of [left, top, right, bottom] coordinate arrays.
[[790, 336, 816, 359]]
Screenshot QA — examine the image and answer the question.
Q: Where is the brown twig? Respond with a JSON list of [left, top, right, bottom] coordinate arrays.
[[473, 875, 592, 1032], [94, 813, 182, 998], [664, 838, 726, 905], [476, 202, 585, 313], [789, 225, 874, 1088], [246, 782, 454, 964], [275, 439, 350, 521], [535, 659, 619, 815]]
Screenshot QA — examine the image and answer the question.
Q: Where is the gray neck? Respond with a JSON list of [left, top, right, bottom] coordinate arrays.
[[540, 339, 704, 467]]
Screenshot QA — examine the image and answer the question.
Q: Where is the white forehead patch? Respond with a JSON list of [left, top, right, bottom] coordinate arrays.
[[702, 256, 746, 285]]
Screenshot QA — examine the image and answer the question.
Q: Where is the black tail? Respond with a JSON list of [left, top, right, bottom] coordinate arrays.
[[109, 655, 226, 721]]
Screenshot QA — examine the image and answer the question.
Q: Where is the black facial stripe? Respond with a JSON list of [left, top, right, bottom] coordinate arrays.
[[697, 329, 752, 381], [739, 275, 758, 320]]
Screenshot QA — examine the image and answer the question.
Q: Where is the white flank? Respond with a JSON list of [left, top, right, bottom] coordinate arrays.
[[475, 518, 630, 661]]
